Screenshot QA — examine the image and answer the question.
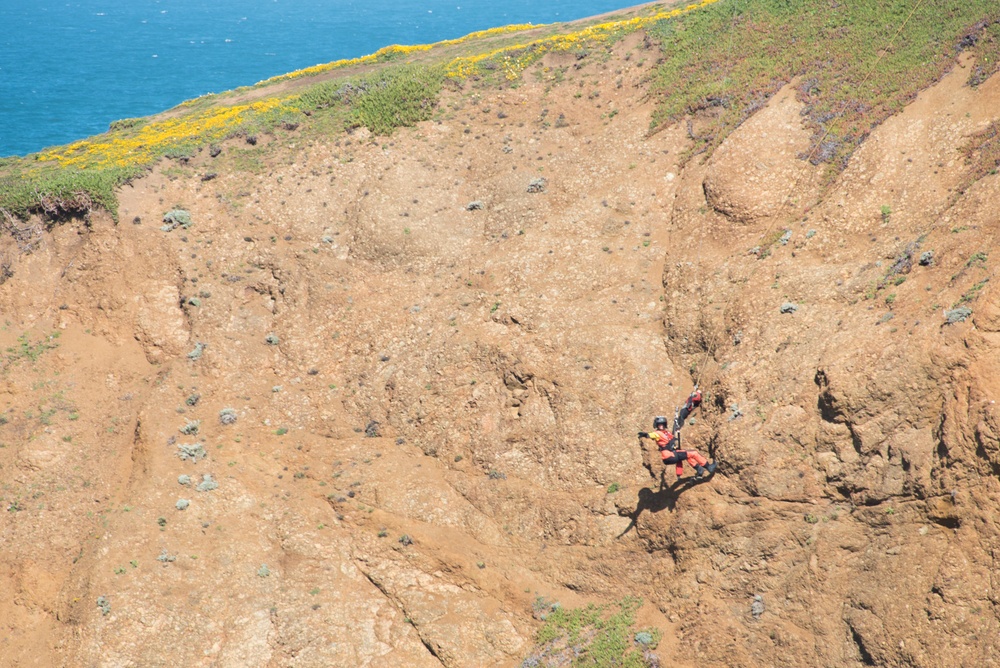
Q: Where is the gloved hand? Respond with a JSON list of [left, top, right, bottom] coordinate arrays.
[[637, 431, 648, 438]]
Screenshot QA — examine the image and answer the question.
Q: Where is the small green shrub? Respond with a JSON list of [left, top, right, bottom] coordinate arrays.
[[196, 474, 219, 492], [161, 208, 193, 232], [180, 419, 200, 435], [955, 279, 990, 307], [109, 117, 146, 132], [966, 251, 988, 268], [525, 597, 659, 667], [177, 443, 207, 461]]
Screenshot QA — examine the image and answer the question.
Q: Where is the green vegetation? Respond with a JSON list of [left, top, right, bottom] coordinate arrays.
[[346, 65, 444, 135], [0, 161, 135, 222], [2, 0, 998, 223], [108, 117, 146, 133], [648, 0, 1000, 180], [523, 597, 661, 667], [959, 120, 1000, 195], [966, 251, 989, 268], [752, 227, 788, 259], [0, 63, 443, 222], [2, 332, 60, 371], [955, 278, 990, 307]]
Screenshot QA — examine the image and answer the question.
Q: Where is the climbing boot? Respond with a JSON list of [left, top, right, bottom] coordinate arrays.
[[706, 461, 717, 475], [695, 465, 708, 479]]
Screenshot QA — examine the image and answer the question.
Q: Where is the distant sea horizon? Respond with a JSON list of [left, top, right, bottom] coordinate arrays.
[[0, 0, 636, 157]]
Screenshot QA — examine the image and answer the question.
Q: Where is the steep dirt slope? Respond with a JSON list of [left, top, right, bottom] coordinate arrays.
[[1, 35, 1000, 668]]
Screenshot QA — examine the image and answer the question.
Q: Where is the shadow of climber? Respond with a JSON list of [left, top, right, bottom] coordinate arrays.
[[615, 474, 711, 539]]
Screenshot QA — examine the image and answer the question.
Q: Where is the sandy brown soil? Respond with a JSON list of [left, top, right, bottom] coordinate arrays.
[[2, 32, 1000, 668]]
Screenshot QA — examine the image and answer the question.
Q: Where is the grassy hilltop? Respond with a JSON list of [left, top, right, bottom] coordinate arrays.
[[2, 0, 998, 224]]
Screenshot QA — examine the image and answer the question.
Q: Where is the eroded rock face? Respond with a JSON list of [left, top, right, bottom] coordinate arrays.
[[702, 85, 822, 226], [654, 57, 1000, 668], [2, 39, 1000, 668], [135, 283, 190, 362]]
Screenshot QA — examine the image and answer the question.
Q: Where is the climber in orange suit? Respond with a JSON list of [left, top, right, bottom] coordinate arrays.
[[638, 390, 716, 479], [638, 417, 715, 479]]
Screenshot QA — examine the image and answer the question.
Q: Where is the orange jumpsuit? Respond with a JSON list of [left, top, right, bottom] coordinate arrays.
[[649, 428, 708, 476]]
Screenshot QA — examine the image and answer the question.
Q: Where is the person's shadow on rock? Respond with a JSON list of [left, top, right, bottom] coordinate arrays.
[[615, 470, 715, 539]]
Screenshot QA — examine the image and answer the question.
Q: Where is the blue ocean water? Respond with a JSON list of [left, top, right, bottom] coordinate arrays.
[[0, 0, 633, 157]]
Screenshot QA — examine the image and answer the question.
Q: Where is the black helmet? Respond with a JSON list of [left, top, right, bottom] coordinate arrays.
[[652, 416, 668, 429]]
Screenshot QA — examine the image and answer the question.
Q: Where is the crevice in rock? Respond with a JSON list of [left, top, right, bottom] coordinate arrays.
[[929, 514, 960, 529], [355, 561, 447, 667], [815, 370, 851, 431], [127, 416, 150, 481], [974, 442, 1000, 479], [848, 624, 877, 666], [847, 423, 864, 456], [419, 636, 445, 664]]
